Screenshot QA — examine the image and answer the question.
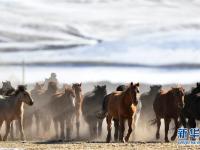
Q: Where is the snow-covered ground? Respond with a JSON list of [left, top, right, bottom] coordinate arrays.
[[0, 0, 200, 84]]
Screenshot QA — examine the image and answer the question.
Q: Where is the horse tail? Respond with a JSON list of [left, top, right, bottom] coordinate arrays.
[[150, 118, 157, 126], [96, 95, 109, 119]]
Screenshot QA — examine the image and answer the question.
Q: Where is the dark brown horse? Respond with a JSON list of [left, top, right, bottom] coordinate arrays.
[[50, 87, 75, 140], [105, 82, 139, 143], [72, 83, 83, 138], [82, 85, 107, 139], [153, 87, 184, 142], [139, 85, 162, 128]]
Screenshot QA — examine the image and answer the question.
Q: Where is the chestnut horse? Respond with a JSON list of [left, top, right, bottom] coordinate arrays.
[[72, 83, 83, 138], [0, 85, 34, 141], [153, 87, 184, 142], [105, 82, 139, 143], [50, 87, 75, 140]]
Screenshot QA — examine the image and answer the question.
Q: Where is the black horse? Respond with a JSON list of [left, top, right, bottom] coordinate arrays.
[[181, 83, 200, 128], [139, 85, 162, 128], [82, 85, 107, 139]]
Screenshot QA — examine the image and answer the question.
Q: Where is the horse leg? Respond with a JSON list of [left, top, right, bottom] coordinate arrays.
[[97, 119, 103, 138], [18, 118, 25, 141], [60, 119, 65, 140], [66, 119, 72, 140], [132, 115, 137, 141], [53, 119, 59, 139], [92, 121, 97, 139], [10, 122, 14, 140], [156, 116, 161, 139], [114, 119, 119, 142], [3, 121, 11, 141], [164, 118, 170, 142], [171, 118, 178, 141], [125, 117, 133, 142], [106, 115, 112, 143], [0, 120, 3, 141], [35, 114, 40, 137], [119, 117, 125, 143], [188, 118, 196, 128], [76, 111, 80, 138]]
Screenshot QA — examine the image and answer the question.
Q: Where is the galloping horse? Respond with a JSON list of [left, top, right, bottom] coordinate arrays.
[[0, 85, 34, 141], [50, 87, 75, 140], [139, 85, 162, 128], [181, 83, 200, 128], [105, 82, 139, 143], [82, 85, 107, 139], [153, 87, 184, 142], [72, 83, 83, 138], [40, 81, 58, 136], [23, 83, 44, 139]]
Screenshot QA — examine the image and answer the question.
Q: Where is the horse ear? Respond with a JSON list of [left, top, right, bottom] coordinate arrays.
[[79, 83, 82, 86], [130, 82, 133, 86]]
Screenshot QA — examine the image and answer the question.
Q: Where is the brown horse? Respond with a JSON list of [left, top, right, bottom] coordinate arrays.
[[23, 83, 44, 139], [50, 87, 75, 140], [153, 87, 184, 142], [38, 81, 58, 137], [72, 83, 83, 138], [105, 82, 139, 143], [0, 85, 33, 141]]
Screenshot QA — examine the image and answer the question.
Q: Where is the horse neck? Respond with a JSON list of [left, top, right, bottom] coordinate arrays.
[[75, 90, 82, 103], [121, 89, 132, 106], [10, 94, 24, 112]]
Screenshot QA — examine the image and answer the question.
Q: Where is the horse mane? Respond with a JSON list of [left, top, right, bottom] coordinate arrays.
[[15, 85, 26, 95]]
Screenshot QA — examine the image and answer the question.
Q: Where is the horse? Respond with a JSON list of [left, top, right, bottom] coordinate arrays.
[[82, 85, 107, 139], [181, 83, 200, 128], [0, 85, 34, 141], [50, 87, 75, 140], [0, 81, 15, 96], [152, 87, 184, 142], [39, 81, 58, 137], [23, 83, 44, 139], [72, 83, 83, 138], [97, 84, 142, 141], [139, 85, 162, 128], [105, 82, 139, 143]]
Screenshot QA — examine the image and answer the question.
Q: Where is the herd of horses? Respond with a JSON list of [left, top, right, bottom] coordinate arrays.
[[0, 80, 200, 143]]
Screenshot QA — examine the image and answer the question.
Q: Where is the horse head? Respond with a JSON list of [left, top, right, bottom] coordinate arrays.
[[65, 87, 75, 98], [72, 83, 82, 93], [126, 82, 140, 106], [35, 82, 43, 90], [94, 85, 107, 96], [190, 83, 200, 95], [15, 85, 34, 106], [150, 85, 162, 94], [171, 87, 185, 109]]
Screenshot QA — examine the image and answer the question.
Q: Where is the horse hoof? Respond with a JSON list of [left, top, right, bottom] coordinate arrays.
[[119, 138, 125, 143], [165, 138, 169, 143], [156, 134, 160, 139], [171, 136, 176, 141], [125, 137, 129, 142], [106, 137, 111, 143]]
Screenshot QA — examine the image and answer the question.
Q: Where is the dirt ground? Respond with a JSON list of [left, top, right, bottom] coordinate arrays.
[[0, 141, 198, 150]]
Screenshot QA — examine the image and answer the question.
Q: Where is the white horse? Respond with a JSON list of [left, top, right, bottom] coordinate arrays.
[[0, 85, 34, 141]]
